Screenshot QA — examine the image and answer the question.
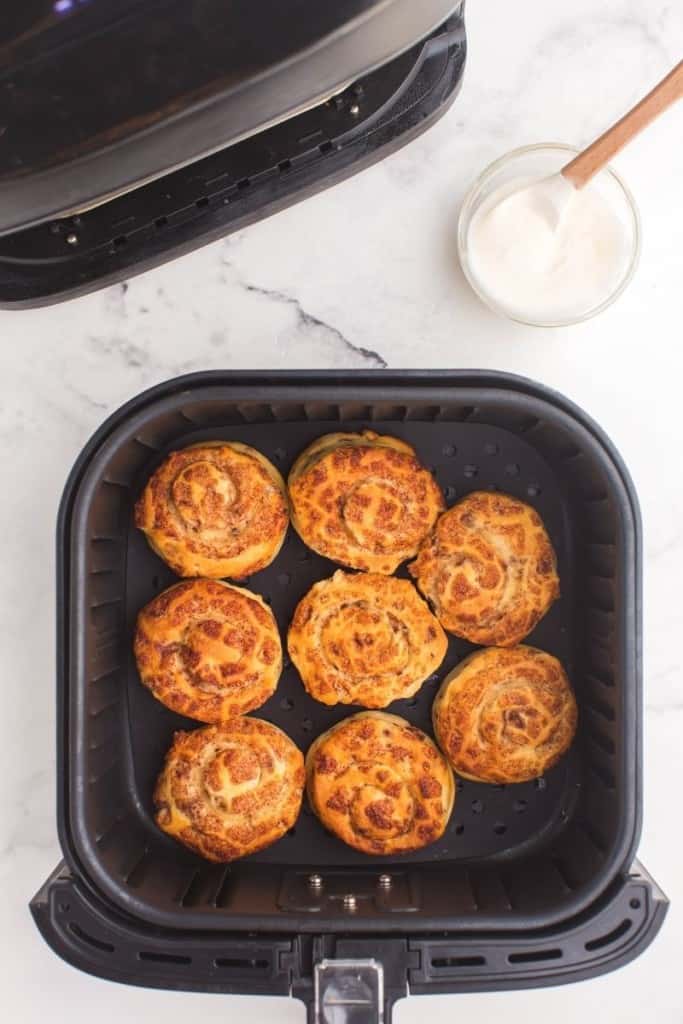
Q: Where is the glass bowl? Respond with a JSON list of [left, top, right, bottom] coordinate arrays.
[[457, 143, 641, 327]]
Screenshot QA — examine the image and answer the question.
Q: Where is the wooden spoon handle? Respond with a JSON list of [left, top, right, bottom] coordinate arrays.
[[562, 60, 683, 188]]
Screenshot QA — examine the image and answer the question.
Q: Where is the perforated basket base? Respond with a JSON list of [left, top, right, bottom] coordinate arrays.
[[124, 420, 578, 868]]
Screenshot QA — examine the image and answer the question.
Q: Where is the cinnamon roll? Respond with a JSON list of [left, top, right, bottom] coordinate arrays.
[[154, 718, 304, 861], [432, 645, 577, 783], [409, 490, 559, 645], [135, 579, 282, 722], [135, 441, 289, 579], [288, 570, 447, 707], [288, 431, 444, 573], [306, 711, 455, 855]]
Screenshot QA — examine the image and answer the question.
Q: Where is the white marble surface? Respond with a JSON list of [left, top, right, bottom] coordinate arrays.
[[1, 1, 682, 1020]]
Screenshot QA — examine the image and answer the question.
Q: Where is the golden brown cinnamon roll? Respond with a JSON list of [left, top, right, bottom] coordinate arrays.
[[432, 646, 577, 784], [154, 718, 304, 862], [288, 571, 447, 707], [409, 490, 559, 645], [135, 441, 289, 579], [288, 431, 444, 573], [135, 579, 282, 722], [306, 711, 455, 855]]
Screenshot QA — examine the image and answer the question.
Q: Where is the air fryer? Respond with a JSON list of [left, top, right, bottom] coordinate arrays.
[[32, 371, 668, 1022], [0, 0, 467, 307]]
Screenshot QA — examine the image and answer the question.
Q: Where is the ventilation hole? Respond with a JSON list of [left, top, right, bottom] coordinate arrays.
[[444, 486, 457, 501], [527, 483, 542, 497], [278, 573, 291, 586], [493, 822, 507, 835], [319, 140, 334, 154], [464, 464, 478, 478], [195, 196, 209, 209], [154, 216, 168, 229], [587, 697, 615, 722], [280, 697, 294, 711], [68, 923, 115, 953], [431, 955, 486, 968], [534, 777, 546, 790], [508, 948, 562, 965], [456, 779, 465, 792], [139, 951, 191, 965], [630, 898, 641, 910], [471, 800, 483, 814], [274, 447, 287, 461], [124, 848, 149, 888], [484, 443, 499, 455], [278, 160, 292, 173], [513, 799, 528, 813], [585, 919, 632, 952], [179, 871, 203, 907], [454, 824, 465, 835], [58, 902, 70, 913], [113, 235, 127, 248], [406, 697, 418, 708], [505, 463, 520, 476], [302, 718, 313, 732], [588, 728, 616, 755], [237, 178, 250, 190], [493, 783, 506, 791], [298, 549, 312, 562], [442, 444, 457, 457], [588, 757, 616, 790], [215, 957, 269, 969]]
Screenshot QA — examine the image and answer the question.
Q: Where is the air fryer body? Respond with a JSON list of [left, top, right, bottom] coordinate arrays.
[[0, 1, 466, 306]]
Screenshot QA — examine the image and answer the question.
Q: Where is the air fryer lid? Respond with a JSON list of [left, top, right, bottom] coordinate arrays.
[[0, 0, 460, 234]]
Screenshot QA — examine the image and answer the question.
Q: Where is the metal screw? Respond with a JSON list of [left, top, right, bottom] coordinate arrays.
[[343, 893, 357, 912], [378, 873, 392, 889], [349, 103, 360, 116], [308, 873, 323, 890], [66, 232, 78, 246]]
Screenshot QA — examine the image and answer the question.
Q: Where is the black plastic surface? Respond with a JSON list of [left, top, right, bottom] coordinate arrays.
[[124, 420, 578, 869], [31, 860, 668, 1014], [0, 15, 466, 307], [0, 0, 461, 235], [54, 371, 642, 935]]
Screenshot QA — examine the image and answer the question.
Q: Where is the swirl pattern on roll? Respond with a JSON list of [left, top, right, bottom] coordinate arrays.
[[154, 718, 304, 862], [135, 579, 282, 722], [409, 490, 559, 645], [432, 646, 577, 784], [135, 441, 289, 579], [288, 431, 444, 574], [288, 570, 447, 707], [306, 712, 455, 854]]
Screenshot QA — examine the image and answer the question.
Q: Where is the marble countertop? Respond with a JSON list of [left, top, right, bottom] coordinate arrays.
[[1, 1, 682, 1021]]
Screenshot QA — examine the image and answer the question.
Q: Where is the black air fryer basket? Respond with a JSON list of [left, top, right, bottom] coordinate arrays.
[[32, 371, 667, 1020]]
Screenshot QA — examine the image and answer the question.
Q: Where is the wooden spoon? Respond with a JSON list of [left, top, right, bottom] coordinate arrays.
[[501, 60, 683, 230], [562, 59, 683, 188]]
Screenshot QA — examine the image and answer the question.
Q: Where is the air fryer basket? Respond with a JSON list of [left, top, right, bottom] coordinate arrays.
[[34, 371, 666, 1012]]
